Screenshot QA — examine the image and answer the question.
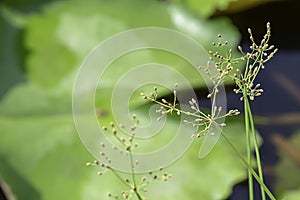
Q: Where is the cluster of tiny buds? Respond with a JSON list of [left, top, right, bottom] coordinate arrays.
[[140, 86, 158, 102], [200, 34, 241, 92], [238, 24, 278, 65], [227, 109, 240, 116], [142, 83, 239, 139], [212, 34, 228, 47], [102, 118, 139, 150], [231, 23, 277, 101], [105, 168, 171, 199], [86, 160, 109, 176], [233, 83, 264, 101], [141, 84, 180, 121], [148, 167, 172, 182]]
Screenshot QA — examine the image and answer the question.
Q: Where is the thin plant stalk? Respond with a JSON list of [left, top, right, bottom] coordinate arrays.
[[220, 130, 276, 200], [243, 91, 254, 200], [109, 167, 132, 189], [129, 146, 143, 200], [246, 98, 266, 200]]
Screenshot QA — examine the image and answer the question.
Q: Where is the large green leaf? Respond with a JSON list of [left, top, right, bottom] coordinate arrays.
[[20, 0, 243, 112], [21, 0, 242, 89], [0, 8, 25, 98], [0, 0, 249, 199], [0, 81, 252, 200], [274, 131, 300, 199], [173, 0, 233, 17]]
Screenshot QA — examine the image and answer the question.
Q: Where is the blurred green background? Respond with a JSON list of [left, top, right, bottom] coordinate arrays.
[[0, 0, 299, 200]]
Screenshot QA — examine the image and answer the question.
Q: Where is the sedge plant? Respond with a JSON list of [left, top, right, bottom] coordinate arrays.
[[141, 22, 277, 200], [88, 23, 277, 200], [86, 114, 171, 200]]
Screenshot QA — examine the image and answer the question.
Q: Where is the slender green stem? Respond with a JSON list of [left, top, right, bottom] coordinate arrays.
[[128, 132, 143, 200], [246, 98, 266, 200], [129, 151, 142, 200], [243, 91, 254, 200], [109, 167, 132, 190], [149, 96, 209, 120], [221, 131, 276, 200]]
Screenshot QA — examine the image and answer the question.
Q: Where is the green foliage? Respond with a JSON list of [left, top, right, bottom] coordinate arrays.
[[0, 90, 251, 199], [172, 0, 232, 17], [0, 0, 252, 199], [275, 131, 300, 199], [21, 0, 242, 88]]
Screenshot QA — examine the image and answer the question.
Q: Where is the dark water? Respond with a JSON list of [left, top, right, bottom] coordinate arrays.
[[227, 1, 300, 199]]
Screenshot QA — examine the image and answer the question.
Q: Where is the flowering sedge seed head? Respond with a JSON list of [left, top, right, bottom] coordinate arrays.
[[248, 28, 252, 34], [100, 142, 105, 148], [110, 122, 114, 128], [130, 125, 136, 132], [121, 192, 129, 199], [120, 137, 125, 143], [132, 114, 136, 120], [220, 123, 226, 127], [97, 171, 103, 176], [238, 46, 243, 53], [228, 109, 240, 116], [195, 118, 204, 122], [233, 89, 239, 94], [162, 173, 172, 181], [162, 99, 168, 104], [125, 145, 131, 151], [218, 106, 222, 112], [112, 145, 117, 150]]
